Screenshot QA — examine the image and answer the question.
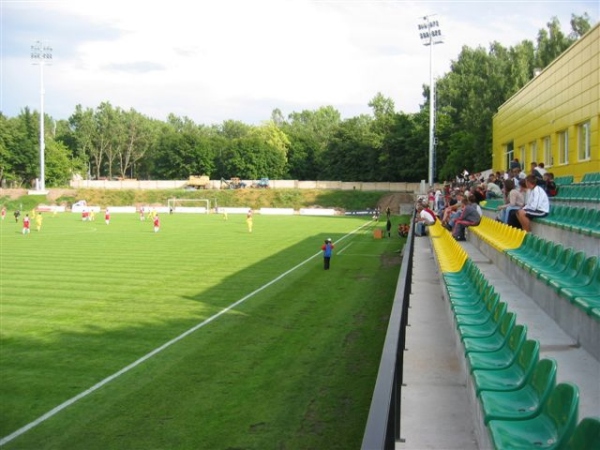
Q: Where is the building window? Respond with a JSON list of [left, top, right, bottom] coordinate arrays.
[[558, 130, 569, 165], [519, 145, 526, 169], [505, 141, 514, 170], [530, 140, 538, 163], [543, 136, 552, 167], [578, 121, 591, 161]]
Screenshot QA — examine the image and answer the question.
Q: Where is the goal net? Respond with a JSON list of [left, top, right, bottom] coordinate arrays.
[[167, 198, 210, 214]]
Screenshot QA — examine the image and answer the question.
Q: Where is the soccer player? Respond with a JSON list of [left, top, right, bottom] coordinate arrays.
[[22, 214, 31, 235], [153, 214, 160, 233], [105, 208, 110, 225], [35, 212, 43, 232], [246, 209, 253, 233], [1, 206, 6, 221]]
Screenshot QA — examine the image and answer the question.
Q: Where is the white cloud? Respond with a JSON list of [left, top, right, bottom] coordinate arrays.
[[1, 0, 598, 124]]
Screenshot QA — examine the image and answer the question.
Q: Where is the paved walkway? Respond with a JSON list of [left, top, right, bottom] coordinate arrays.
[[397, 235, 600, 449], [397, 236, 478, 449]]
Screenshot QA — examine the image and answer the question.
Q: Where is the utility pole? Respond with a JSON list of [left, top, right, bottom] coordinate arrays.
[[31, 40, 53, 192], [417, 15, 443, 187]]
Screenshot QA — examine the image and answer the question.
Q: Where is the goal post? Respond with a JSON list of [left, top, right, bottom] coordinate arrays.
[[167, 198, 210, 214]]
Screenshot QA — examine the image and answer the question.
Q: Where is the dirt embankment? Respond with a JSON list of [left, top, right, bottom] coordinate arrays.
[[0, 189, 77, 201], [377, 193, 414, 215]]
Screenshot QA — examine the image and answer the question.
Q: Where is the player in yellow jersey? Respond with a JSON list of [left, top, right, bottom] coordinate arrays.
[[35, 212, 43, 231], [246, 209, 253, 233]]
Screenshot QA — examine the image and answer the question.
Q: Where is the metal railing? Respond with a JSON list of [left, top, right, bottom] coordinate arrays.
[[361, 216, 415, 449]]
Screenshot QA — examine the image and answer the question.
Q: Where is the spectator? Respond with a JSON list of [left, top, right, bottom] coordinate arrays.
[[536, 162, 547, 176], [494, 171, 505, 190], [510, 175, 550, 231], [442, 190, 464, 230], [509, 157, 521, 171], [512, 167, 526, 181], [543, 172, 557, 197], [530, 162, 544, 186], [496, 178, 525, 223], [452, 196, 481, 241], [434, 190, 445, 215], [470, 184, 486, 204], [414, 202, 437, 237], [486, 175, 503, 199]]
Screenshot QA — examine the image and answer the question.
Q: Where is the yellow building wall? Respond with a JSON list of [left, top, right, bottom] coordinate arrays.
[[493, 24, 600, 182]]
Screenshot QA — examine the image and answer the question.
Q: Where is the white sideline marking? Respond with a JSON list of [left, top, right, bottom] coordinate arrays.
[[0, 221, 372, 447]]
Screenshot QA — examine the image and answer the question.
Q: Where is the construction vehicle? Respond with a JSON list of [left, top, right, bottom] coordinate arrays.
[[220, 177, 246, 189], [186, 175, 210, 189], [251, 177, 270, 189]]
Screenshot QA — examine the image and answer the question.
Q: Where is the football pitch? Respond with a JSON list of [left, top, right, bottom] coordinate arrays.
[[0, 212, 402, 449]]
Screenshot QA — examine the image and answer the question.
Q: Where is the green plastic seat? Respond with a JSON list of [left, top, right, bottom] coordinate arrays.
[[455, 293, 501, 325], [548, 256, 598, 293], [534, 247, 575, 283], [467, 324, 527, 372], [568, 208, 595, 233], [562, 207, 585, 231], [458, 302, 507, 340], [488, 382, 579, 450], [479, 358, 556, 424], [504, 233, 533, 262], [555, 256, 599, 298], [453, 288, 497, 316], [529, 243, 563, 276], [579, 209, 600, 238], [582, 185, 600, 202], [443, 260, 479, 285], [555, 175, 574, 185], [564, 416, 600, 450], [450, 280, 494, 306], [507, 235, 542, 265], [462, 312, 516, 354], [575, 298, 600, 315], [538, 206, 560, 226], [472, 339, 539, 395], [446, 270, 486, 297], [546, 253, 591, 291], [581, 172, 599, 183], [519, 240, 552, 271]]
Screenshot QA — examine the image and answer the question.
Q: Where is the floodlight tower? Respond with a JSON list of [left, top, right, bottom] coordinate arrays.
[[417, 15, 443, 187], [31, 40, 53, 192]]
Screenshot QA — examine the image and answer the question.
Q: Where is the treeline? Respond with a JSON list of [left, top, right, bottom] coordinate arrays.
[[0, 15, 592, 188]]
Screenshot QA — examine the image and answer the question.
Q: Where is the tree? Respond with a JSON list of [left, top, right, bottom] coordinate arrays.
[[116, 109, 156, 179], [10, 108, 40, 186], [0, 113, 16, 185], [569, 13, 592, 39], [535, 17, 572, 69], [321, 115, 379, 181], [283, 106, 341, 179], [44, 139, 85, 186]]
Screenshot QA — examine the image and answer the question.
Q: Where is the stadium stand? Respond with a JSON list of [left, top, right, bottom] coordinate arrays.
[[421, 216, 599, 449], [364, 179, 599, 449]]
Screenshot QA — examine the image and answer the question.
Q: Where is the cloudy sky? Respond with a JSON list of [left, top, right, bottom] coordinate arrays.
[[1, 0, 598, 125]]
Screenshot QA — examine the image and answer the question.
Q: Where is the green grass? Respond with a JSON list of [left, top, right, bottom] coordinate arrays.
[[0, 212, 403, 449]]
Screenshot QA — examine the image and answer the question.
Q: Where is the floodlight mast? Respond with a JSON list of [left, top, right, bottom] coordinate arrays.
[[31, 41, 52, 192], [418, 15, 443, 187]]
